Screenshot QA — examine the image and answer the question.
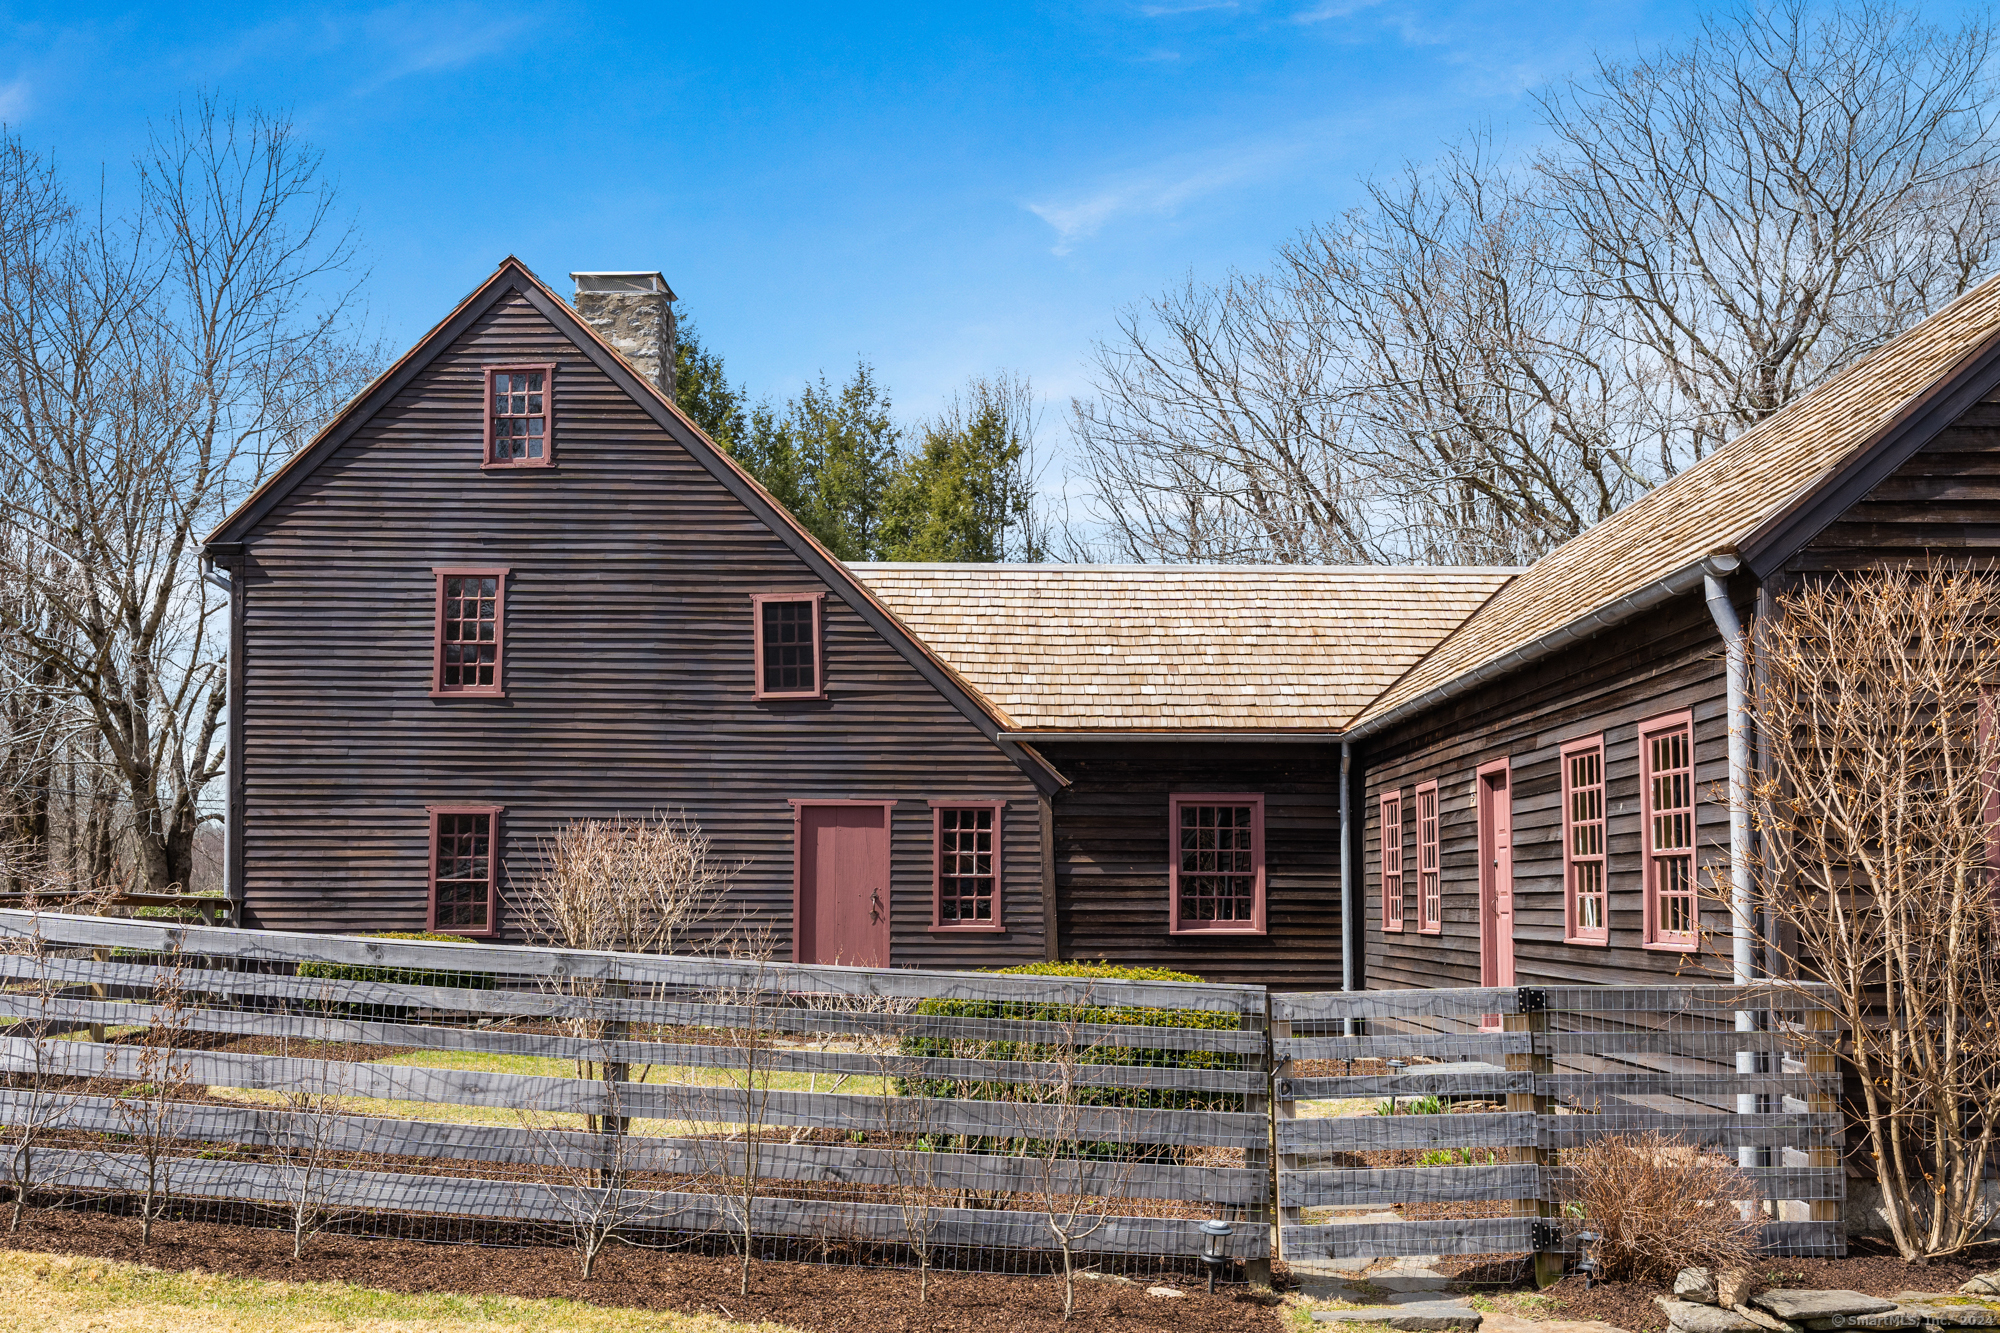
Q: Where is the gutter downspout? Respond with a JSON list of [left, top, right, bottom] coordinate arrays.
[[1340, 741, 1355, 1034], [1701, 552, 1766, 1173]]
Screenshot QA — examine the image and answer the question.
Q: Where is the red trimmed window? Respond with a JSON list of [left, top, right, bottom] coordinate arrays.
[[1380, 791, 1405, 932], [932, 803, 1003, 931], [1416, 781, 1441, 934], [1641, 712, 1698, 949], [484, 365, 553, 466], [432, 568, 507, 697], [428, 806, 500, 935], [752, 593, 823, 698], [1168, 794, 1265, 934], [1562, 736, 1609, 944]]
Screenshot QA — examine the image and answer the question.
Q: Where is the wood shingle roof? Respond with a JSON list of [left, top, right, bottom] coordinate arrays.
[[849, 564, 1515, 732]]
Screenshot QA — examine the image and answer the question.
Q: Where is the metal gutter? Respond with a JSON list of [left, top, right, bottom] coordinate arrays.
[[1010, 732, 1341, 744], [1342, 553, 1732, 743]]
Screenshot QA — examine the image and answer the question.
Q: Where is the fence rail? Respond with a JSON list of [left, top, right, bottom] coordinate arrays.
[[0, 910, 1850, 1278]]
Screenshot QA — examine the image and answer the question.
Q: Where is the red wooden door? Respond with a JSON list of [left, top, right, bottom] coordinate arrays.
[[1477, 760, 1516, 989], [795, 803, 892, 967]]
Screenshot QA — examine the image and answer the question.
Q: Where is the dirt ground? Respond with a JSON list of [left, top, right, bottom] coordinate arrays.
[[3, 1208, 1290, 1333]]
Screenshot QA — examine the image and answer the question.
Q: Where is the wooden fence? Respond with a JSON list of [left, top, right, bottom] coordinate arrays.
[[1272, 983, 1845, 1273], [0, 911, 1851, 1275], [0, 910, 1273, 1273]]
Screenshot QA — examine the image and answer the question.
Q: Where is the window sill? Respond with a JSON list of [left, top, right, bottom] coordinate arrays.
[[427, 925, 498, 938], [1563, 934, 1611, 947], [1168, 926, 1267, 937], [481, 461, 555, 472], [929, 924, 1006, 934], [430, 689, 507, 700], [754, 690, 828, 702], [1642, 939, 1699, 953], [1416, 925, 1442, 936]]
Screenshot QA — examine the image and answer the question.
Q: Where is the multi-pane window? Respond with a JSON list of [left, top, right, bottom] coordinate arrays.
[[1642, 713, 1698, 948], [1380, 792, 1405, 932], [933, 804, 1001, 930], [1416, 781, 1441, 934], [486, 366, 552, 465], [1169, 794, 1265, 934], [429, 807, 498, 935], [1562, 737, 1609, 943], [753, 595, 822, 698], [432, 568, 507, 696]]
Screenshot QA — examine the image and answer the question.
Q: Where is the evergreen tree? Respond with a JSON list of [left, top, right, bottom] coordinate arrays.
[[880, 373, 1043, 563], [782, 361, 900, 561]]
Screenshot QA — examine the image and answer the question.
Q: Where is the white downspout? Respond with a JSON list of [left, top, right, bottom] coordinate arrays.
[[1702, 552, 1766, 1175]]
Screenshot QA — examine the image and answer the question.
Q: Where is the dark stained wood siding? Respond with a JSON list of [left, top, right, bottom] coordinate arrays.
[[236, 292, 1045, 967], [1789, 396, 2000, 573], [1358, 594, 1734, 991], [1041, 742, 1340, 989]]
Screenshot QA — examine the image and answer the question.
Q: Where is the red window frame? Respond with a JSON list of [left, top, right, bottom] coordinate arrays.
[[482, 363, 555, 467], [431, 567, 509, 698], [751, 592, 825, 700], [1380, 791, 1405, 932], [1640, 710, 1699, 950], [1415, 781, 1441, 935], [426, 805, 501, 936], [1561, 735, 1609, 945], [1167, 793, 1266, 935], [930, 800, 1005, 932]]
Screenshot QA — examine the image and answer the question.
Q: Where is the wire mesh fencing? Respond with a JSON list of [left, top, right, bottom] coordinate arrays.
[[1272, 982, 1845, 1276], [0, 908, 1271, 1281]]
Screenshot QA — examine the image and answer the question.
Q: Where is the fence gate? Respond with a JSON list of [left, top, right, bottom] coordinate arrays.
[[1271, 983, 1845, 1278]]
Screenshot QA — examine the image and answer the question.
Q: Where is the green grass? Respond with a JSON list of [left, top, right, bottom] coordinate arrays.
[[0, 1249, 800, 1332]]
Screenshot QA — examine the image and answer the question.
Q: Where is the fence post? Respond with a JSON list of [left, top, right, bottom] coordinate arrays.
[[1805, 1003, 1840, 1230], [1271, 1006, 1296, 1270], [1245, 994, 1273, 1287], [1505, 988, 1561, 1288]]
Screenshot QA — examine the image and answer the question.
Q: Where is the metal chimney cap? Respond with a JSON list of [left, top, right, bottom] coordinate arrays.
[[570, 271, 676, 299]]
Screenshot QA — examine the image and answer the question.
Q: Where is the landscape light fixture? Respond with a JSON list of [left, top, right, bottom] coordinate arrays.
[[1385, 1059, 1408, 1114], [1574, 1231, 1602, 1288], [1198, 1219, 1233, 1292]]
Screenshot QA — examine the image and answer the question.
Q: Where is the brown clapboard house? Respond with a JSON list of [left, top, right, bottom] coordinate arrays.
[[203, 258, 2000, 990]]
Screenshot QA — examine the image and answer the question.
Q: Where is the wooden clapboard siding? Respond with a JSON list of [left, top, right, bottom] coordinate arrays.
[[1789, 396, 2000, 571], [1358, 591, 1734, 992], [234, 288, 1042, 965], [1040, 741, 1340, 988]]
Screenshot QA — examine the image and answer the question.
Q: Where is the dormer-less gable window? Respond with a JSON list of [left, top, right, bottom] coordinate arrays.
[[752, 593, 824, 699], [432, 568, 508, 697], [484, 365, 553, 466]]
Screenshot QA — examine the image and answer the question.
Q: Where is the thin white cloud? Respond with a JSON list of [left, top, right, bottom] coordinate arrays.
[[1026, 134, 1308, 255], [1135, 1, 1241, 14], [0, 77, 29, 121], [349, 4, 541, 93]]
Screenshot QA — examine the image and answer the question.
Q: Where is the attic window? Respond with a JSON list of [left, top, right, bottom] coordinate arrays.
[[485, 365, 553, 466], [752, 593, 824, 699]]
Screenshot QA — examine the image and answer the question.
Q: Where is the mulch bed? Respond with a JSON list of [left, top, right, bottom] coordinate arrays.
[[1463, 1238, 2000, 1333], [2, 1207, 1289, 1333]]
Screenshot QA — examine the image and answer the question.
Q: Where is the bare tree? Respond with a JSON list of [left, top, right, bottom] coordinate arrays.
[[109, 949, 197, 1244], [518, 1074, 672, 1279], [0, 99, 377, 892], [519, 812, 733, 964], [1078, 3, 2000, 566], [1743, 565, 2000, 1259]]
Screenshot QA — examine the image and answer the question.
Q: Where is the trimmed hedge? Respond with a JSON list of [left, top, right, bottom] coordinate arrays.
[[898, 959, 1246, 1115], [296, 931, 496, 990]]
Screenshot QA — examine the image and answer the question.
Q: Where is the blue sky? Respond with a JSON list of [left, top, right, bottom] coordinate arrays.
[[6, 0, 1744, 459]]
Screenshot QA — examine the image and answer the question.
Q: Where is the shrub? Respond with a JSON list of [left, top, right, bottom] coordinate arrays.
[[1557, 1132, 1761, 1283], [296, 931, 495, 1020], [898, 959, 1243, 1115]]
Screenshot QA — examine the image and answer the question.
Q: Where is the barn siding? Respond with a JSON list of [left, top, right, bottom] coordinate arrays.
[[1357, 593, 1734, 991], [236, 291, 1045, 966], [1789, 397, 2000, 572], [1041, 742, 1341, 989]]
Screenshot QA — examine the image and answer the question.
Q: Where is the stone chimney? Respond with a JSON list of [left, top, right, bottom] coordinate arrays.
[[570, 271, 677, 402]]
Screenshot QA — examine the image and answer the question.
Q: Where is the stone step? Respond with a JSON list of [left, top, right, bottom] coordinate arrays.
[[1315, 1303, 1483, 1331]]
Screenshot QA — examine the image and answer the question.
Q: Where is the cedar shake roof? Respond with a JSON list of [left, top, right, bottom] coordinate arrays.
[[1354, 270, 2000, 730], [848, 564, 1516, 732]]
